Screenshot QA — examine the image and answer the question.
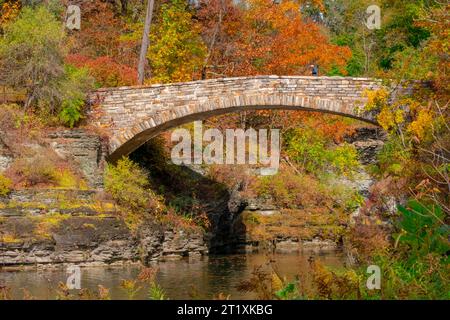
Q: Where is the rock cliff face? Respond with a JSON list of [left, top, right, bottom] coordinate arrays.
[[0, 190, 207, 267], [345, 127, 387, 165], [1, 128, 107, 188], [46, 130, 108, 188], [230, 204, 342, 253], [215, 127, 387, 253], [204, 184, 247, 253], [0, 128, 209, 266], [0, 126, 386, 265]]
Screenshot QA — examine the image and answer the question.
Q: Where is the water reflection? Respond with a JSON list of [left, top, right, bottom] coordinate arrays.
[[0, 250, 346, 299]]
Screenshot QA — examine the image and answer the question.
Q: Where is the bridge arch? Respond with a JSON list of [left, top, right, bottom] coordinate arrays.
[[88, 76, 383, 163]]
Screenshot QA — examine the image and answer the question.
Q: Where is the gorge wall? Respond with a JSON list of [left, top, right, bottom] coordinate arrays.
[[0, 190, 207, 266], [0, 125, 386, 266]]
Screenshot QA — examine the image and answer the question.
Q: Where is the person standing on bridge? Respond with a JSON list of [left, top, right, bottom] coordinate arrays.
[[310, 64, 319, 76]]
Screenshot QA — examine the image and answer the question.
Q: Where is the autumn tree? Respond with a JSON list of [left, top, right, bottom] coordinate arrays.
[[197, 0, 344, 77], [147, 0, 206, 83], [362, 2, 449, 214], [198, 0, 350, 77], [0, 5, 66, 108], [68, 0, 124, 58], [197, 0, 242, 78], [0, 5, 94, 126], [65, 0, 139, 87], [317, 0, 438, 77], [66, 54, 137, 87], [234, 0, 351, 76]]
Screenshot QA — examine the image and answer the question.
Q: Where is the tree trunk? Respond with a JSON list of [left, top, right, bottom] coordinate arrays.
[[201, 0, 223, 80], [121, 0, 128, 15], [137, 0, 155, 85]]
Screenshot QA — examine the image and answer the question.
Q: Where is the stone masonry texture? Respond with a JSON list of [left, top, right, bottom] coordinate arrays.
[[87, 76, 414, 162]]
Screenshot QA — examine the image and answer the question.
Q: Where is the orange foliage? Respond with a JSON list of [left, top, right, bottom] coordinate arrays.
[[0, 0, 20, 28], [207, 110, 360, 145], [198, 0, 351, 77], [197, 0, 243, 77], [67, 0, 138, 67], [66, 54, 137, 87], [237, 0, 350, 75]]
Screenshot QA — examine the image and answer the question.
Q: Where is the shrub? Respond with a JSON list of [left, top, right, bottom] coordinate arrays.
[[396, 200, 449, 258], [207, 164, 256, 197], [255, 171, 329, 209], [10, 155, 58, 187], [7, 151, 86, 189], [285, 128, 359, 176], [377, 136, 412, 177], [105, 158, 149, 210], [354, 201, 449, 300], [0, 0, 21, 31], [0, 104, 46, 149], [335, 201, 449, 300], [167, 195, 210, 228], [105, 157, 162, 220], [58, 64, 94, 127], [158, 208, 203, 233], [0, 174, 12, 196], [58, 97, 84, 128], [53, 168, 88, 190], [285, 128, 329, 174], [0, 233, 21, 243], [329, 144, 360, 176], [348, 221, 391, 259]]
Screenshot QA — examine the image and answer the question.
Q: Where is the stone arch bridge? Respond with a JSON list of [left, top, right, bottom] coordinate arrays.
[[88, 76, 392, 163]]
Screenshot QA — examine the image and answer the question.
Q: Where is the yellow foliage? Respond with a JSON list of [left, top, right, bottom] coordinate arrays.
[[0, 173, 12, 197], [147, 0, 206, 83], [53, 169, 88, 190], [1, 233, 21, 243], [365, 89, 438, 140], [377, 107, 405, 131], [311, 261, 362, 299], [394, 108, 405, 124], [33, 213, 70, 239], [363, 89, 409, 133], [271, 272, 284, 293], [407, 107, 434, 141], [364, 88, 390, 111]]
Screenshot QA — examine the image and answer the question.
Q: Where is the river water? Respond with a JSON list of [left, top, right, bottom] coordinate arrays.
[[0, 250, 347, 299]]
